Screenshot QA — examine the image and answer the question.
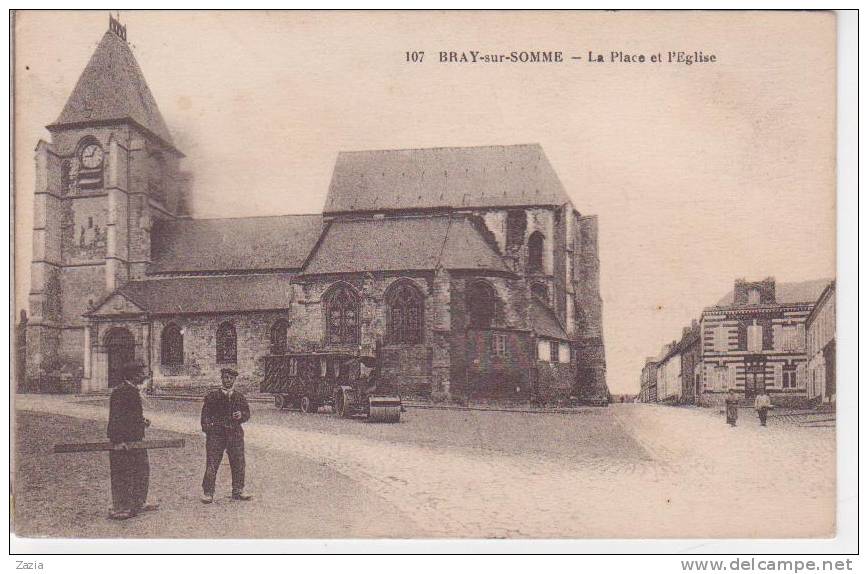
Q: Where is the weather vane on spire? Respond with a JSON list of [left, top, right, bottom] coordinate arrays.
[[109, 12, 127, 41]]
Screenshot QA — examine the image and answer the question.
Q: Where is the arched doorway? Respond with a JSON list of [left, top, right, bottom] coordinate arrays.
[[104, 327, 135, 388]]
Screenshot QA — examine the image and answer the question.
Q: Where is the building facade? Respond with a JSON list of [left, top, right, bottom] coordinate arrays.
[[678, 321, 701, 405], [655, 342, 681, 403], [698, 278, 831, 407], [24, 19, 609, 404], [806, 281, 836, 405], [640, 358, 658, 403]]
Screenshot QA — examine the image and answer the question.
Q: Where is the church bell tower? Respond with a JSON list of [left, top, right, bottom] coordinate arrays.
[[26, 15, 190, 390]]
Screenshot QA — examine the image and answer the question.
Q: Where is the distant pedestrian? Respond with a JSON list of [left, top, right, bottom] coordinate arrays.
[[724, 389, 739, 427], [200, 368, 252, 503], [755, 392, 772, 426], [107, 362, 159, 520]]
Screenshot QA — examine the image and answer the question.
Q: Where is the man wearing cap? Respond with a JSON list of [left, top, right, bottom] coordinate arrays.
[[107, 362, 159, 520], [200, 367, 252, 503]]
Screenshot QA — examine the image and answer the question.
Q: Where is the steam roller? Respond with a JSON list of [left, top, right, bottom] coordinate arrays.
[[335, 385, 402, 423], [367, 395, 402, 423]]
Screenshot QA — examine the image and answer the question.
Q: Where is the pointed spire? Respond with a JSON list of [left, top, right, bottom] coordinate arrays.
[[49, 18, 177, 152]]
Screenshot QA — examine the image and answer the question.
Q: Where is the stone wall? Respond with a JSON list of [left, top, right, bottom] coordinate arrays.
[[294, 274, 441, 396], [148, 311, 288, 392], [536, 359, 576, 403]]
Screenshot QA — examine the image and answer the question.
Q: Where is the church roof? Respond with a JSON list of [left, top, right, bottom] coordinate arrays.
[[100, 274, 295, 315], [529, 298, 569, 341], [301, 215, 511, 276], [713, 279, 833, 308], [323, 144, 572, 214], [49, 29, 175, 149], [149, 214, 324, 275]]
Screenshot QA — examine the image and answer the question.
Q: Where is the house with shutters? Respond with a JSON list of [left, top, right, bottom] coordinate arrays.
[[698, 277, 832, 406], [23, 17, 609, 404]]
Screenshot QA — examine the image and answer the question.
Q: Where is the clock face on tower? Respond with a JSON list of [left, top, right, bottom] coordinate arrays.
[[80, 143, 104, 169]]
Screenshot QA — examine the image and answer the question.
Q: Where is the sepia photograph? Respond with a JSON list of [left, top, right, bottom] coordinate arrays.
[[8, 8, 854, 555]]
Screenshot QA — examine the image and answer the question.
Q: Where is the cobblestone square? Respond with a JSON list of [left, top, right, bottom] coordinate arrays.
[[14, 395, 835, 538]]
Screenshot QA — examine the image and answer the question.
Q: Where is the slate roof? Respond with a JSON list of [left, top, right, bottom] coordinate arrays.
[[301, 216, 511, 276], [529, 298, 569, 341], [149, 214, 323, 274], [50, 30, 175, 148], [714, 279, 833, 307], [324, 144, 572, 214], [92, 274, 296, 316]]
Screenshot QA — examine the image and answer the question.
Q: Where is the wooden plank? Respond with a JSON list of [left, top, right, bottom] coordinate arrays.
[[53, 438, 185, 453]]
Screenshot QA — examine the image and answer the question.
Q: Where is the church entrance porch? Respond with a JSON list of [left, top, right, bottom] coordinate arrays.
[[103, 327, 136, 388]]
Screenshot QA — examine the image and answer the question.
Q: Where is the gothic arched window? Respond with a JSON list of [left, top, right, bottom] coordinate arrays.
[[160, 323, 183, 366], [216, 321, 237, 363], [387, 282, 424, 344], [528, 231, 545, 273], [325, 284, 359, 345], [270, 319, 289, 355], [531, 282, 549, 304], [468, 281, 496, 329]]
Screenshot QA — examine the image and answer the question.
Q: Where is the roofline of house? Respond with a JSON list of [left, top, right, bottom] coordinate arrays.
[[805, 280, 836, 329], [700, 302, 817, 315]]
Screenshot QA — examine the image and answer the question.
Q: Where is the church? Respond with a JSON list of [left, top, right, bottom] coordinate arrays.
[[24, 17, 609, 404]]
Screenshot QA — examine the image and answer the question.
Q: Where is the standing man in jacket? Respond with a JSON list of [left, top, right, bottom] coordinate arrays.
[[200, 368, 253, 503], [107, 362, 159, 520], [754, 391, 772, 427]]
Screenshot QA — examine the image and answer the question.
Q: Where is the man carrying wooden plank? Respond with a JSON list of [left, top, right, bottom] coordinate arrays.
[[106, 361, 159, 520]]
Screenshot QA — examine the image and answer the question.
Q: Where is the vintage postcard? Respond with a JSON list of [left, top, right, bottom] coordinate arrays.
[[11, 10, 843, 548]]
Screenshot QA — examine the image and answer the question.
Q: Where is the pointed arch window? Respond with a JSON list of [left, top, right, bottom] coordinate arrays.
[[528, 231, 545, 273], [216, 321, 237, 363], [468, 281, 496, 329], [325, 285, 359, 345], [270, 319, 289, 355], [160, 323, 184, 366], [387, 282, 424, 344]]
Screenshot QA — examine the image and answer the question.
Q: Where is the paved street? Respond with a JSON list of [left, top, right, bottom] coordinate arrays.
[[14, 395, 835, 538]]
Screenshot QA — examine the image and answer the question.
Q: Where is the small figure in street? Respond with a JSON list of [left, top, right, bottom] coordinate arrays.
[[107, 362, 159, 520], [755, 391, 772, 427], [200, 368, 252, 503], [724, 389, 740, 427]]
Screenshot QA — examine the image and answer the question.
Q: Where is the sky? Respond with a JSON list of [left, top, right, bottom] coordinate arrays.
[[13, 11, 837, 394]]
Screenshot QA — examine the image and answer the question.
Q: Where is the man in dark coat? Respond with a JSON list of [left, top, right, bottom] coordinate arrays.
[[200, 368, 252, 503], [107, 362, 158, 520]]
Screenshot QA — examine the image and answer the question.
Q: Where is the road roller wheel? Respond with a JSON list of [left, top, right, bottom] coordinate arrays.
[[300, 396, 314, 413], [274, 394, 286, 410], [368, 397, 402, 423], [336, 391, 352, 418]]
